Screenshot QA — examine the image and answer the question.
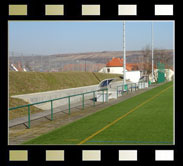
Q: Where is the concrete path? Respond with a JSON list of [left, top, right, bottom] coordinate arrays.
[[11, 81, 124, 110], [9, 99, 95, 127]]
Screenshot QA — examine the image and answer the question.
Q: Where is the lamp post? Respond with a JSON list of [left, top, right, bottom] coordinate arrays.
[[123, 21, 126, 86], [151, 22, 154, 82]]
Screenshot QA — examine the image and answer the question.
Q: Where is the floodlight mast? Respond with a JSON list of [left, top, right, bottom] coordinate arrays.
[[152, 22, 154, 82], [123, 21, 126, 86]]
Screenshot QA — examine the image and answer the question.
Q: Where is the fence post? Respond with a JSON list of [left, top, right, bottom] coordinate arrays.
[[103, 89, 104, 103], [127, 84, 128, 94], [122, 85, 124, 95], [51, 100, 53, 121], [117, 86, 118, 98], [93, 91, 95, 106], [28, 105, 31, 129], [135, 83, 136, 91], [106, 89, 108, 102], [68, 96, 71, 115], [82, 93, 84, 109], [131, 84, 132, 92]]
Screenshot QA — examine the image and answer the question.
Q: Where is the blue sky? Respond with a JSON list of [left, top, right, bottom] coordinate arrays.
[[8, 21, 174, 55]]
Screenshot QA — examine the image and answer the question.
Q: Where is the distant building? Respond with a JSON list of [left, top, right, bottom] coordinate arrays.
[[98, 57, 141, 83], [98, 57, 139, 74]]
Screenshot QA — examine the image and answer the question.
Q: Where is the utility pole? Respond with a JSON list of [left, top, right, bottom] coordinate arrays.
[[32, 54, 34, 71], [151, 22, 154, 82], [85, 59, 86, 72], [123, 21, 126, 86], [48, 55, 50, 72], [12, 51, 14, 64], [40, 55, 42, 72], [21, 53, 24, 70]]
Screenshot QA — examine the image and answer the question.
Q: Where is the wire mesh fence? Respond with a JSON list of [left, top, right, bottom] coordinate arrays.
[[9, 52, 106, 72]]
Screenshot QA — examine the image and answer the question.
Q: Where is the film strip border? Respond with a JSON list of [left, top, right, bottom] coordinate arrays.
[[8, 149, 175, 162], [7, 3, 174, 17]]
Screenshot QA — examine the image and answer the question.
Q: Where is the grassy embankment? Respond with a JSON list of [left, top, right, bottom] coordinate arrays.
[[9, 71, 121, 119]]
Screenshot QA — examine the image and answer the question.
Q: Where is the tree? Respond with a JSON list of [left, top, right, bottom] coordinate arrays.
[[141, 45, 152, 74], [154, 49, 173, 69]]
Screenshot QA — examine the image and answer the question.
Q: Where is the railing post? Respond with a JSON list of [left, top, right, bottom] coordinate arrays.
[[103, 89, 104, 103], [106, 89, 108, 102], [127, 84, 128, 94], [93, 91, 95, 106], [28, 105, 31, 129], [117, 86, 118, 98], [135, 83, 136, 91], [68, 96, 71, 115], [51, 100, 53, 121], [120, 86, 121, 96], [82, 93, 84, 109], [122, 85, 124, 95]]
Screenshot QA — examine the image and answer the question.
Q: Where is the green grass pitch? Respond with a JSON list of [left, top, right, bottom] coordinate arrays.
[[24, 81, 173, 145]]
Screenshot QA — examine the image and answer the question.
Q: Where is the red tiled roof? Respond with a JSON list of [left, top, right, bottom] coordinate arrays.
[[106, 57, 139, 71], [106, 57, 123, 67]]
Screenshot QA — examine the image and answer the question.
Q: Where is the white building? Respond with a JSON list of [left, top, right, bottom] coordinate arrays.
[[99, 66, 126, 74], [126, 71, 141, 83], [99, 57, 141, 83]]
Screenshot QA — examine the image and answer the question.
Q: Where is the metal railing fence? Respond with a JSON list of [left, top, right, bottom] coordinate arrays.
[[9, 81, 151, 128], [9, 88, 108, 128]]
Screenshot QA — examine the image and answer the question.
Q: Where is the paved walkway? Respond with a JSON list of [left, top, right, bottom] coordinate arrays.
[[9, 98, 94, 127], [9, 84, 160, 145]]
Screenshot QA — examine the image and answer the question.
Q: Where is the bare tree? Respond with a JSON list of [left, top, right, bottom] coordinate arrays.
[[154, 49, 173, 69], [140, 45, 152, 74]]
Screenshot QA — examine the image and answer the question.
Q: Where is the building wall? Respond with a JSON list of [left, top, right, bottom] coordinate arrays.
[[126, 71, 141, 83], [99, 67, 126, 74], [99, 67, 141, 83]]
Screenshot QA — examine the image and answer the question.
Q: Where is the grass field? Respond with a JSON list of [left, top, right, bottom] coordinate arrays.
[[24, 81, 173, 145]]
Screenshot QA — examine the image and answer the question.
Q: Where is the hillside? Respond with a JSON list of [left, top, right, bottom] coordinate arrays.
[[9, 50, 173, 72], [9, 71, 121, 96]]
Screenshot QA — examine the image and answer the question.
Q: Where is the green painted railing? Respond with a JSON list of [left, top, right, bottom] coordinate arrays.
[[9, 81, 150, 129], [116, 81, 148, 98], [9, 88, 108, 129]]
